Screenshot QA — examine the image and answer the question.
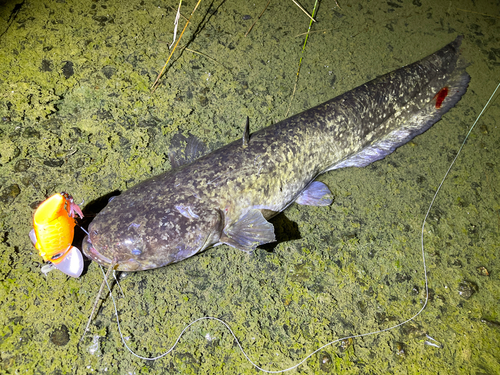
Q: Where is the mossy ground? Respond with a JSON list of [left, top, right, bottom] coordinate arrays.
[[0, 0, 499, 373]]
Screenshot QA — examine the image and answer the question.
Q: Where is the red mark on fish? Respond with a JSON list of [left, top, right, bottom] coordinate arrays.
[[434, 86, 449, 109]]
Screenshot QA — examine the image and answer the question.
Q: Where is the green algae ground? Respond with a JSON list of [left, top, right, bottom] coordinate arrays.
[[1, 0, 499, 373]]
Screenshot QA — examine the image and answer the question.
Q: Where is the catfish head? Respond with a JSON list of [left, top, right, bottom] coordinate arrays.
[[82, 193, 224, 271]]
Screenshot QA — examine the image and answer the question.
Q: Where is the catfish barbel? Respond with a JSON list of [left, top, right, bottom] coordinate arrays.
[[82, 36, 469, 271]]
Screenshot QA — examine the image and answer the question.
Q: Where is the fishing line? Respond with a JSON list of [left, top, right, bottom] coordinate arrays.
[[96, 83, 499, 372]]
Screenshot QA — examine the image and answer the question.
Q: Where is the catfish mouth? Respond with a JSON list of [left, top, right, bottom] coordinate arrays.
[[82, 235, 113, 266]]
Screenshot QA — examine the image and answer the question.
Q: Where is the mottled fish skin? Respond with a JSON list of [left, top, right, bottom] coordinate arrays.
[[82, 36, 469, 271]]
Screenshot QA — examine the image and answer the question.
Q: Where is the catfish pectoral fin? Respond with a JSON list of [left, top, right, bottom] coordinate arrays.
[[220, 209, 276, 252], [168, 132, 209, 169]]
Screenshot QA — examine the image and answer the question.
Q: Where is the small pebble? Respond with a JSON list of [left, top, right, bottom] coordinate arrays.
[[43, 158, 64, 167], [319, 352, 332, 372], [50, 325, 70, 346], [457, 280, 478, 300], [14, 159, 30, 172], [476, 266, 489, 276], [0, 184, 20, 204], [395, 341, 406, 358], [339, 337, 353, 351]]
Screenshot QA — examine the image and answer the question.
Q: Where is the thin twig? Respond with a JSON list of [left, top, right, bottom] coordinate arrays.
[[170, 0, 183, 49], [285, 0, 318, 117], [285, 0, 319, 117], [184, 47, 230, 71], [245, 0, 271, 37], [456, 8, 500, 19], [168, 5, 188, 21], [151, 0, 203, 92], [290, 0, 316, 22], [295, 28, 334, 37]]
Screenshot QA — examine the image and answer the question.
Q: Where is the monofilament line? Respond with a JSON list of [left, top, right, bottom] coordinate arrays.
[[96, 83, 499, 373]]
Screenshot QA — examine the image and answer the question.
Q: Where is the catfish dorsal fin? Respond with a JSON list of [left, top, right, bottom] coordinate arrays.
[[242, 116, 250, 148]]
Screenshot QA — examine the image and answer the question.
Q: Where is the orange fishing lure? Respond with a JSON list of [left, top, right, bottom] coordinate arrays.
[[30, 192, 84, 277]]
